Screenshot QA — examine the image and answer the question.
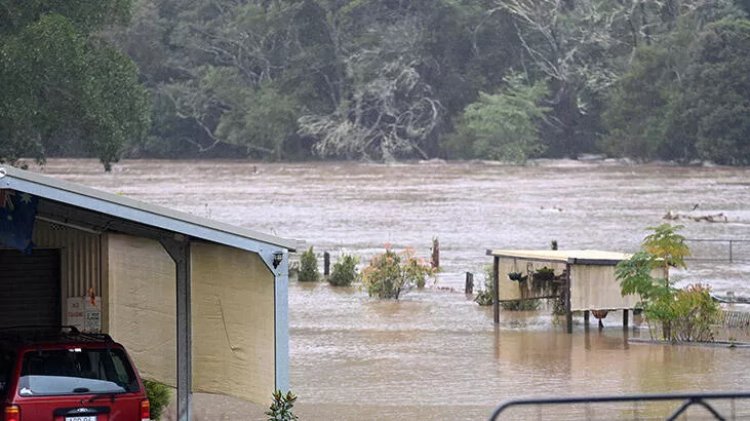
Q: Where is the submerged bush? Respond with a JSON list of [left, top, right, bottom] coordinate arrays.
[[362, 247, 436, 299], [298, 246, 320, 282], [328, 253, 359, 286], [143, 380, 171, 421]]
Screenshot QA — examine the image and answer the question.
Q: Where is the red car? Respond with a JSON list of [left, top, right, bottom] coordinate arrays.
[[0, 327, 149, 421]]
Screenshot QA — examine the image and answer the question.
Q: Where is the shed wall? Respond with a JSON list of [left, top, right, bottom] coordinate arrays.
[[191, 242, 276, 405], [33, 220, 101, 298], [106, 233, 177, 386], [569, 265, 638, 311]]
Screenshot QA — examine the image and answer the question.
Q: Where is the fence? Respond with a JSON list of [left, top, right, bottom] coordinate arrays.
[[489, 391, 750, 420], [685, 239, 750, 263]]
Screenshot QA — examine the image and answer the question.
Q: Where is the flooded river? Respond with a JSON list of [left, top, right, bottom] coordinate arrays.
[[35, 159, 750, 419]]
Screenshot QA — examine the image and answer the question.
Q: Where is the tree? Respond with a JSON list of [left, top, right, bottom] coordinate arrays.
[[0, 1, 150, 170], [669, 18, 750, 165], [615, 224, 717, 342], [445, 74, 550, 163]]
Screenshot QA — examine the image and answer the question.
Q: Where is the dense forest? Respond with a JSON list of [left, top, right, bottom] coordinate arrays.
[[2, 0, 750, 169]]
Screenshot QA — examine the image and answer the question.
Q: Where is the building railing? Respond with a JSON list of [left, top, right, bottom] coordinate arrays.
[[489, 391, 750, 420], [685, 239, 750, 263]]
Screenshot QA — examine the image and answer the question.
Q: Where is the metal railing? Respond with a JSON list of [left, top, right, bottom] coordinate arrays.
[[489, 391, 750, 420], [685, 239, 750, 263]]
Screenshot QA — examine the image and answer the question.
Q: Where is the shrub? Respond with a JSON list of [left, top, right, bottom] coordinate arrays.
[[362, 247, 436, 299], [143, 380, 171, 421], [265, 390, 298, 421], [501, 299, 542, 311], [298, 246, 320, 282], [328, 253, 359, 287]]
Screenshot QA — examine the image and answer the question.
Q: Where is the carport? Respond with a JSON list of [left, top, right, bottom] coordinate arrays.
[[0, 165, 295, 420]]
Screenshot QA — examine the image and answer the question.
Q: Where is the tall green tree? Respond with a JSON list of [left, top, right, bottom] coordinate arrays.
[[668, 18, 750, 165], [445, 74, 549, 163], [0, 0, 150, 170]]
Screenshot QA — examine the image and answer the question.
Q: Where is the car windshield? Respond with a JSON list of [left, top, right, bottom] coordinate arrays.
[[19, 348, 138, 396]]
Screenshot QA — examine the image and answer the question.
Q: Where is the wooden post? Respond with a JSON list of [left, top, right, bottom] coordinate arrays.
[[323, 251, 330, 276], [465, 272, 474, 294], [623, 309, 629, 328], [584, 310, 590, 326], [565, 263, 573, 334], [431, 237, 440, 269], [493, 256, 500, 324]]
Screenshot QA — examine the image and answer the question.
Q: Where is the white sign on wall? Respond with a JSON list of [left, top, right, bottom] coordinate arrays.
[[65, 297, 84, 329], [65, 295, 102, 333]]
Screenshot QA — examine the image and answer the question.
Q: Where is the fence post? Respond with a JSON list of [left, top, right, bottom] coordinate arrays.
[[729, 240, 734, 263], [465, 272, 474, 294], [323, 251, 330, 276]]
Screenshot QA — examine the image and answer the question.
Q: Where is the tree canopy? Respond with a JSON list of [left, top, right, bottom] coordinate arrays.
[[4, 0, 750, 166], [0, 0, 150, 170]]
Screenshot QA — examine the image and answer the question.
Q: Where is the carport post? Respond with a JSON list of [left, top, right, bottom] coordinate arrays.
[[161, 236, 192, 421]]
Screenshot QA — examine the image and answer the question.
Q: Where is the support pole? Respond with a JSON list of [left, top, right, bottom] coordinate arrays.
[[565, 264, 573, 334], [623, 309, 629, 328], [493, 256, 500, 324], [161, 236, 192, 421], [584, 310, 590, 326]]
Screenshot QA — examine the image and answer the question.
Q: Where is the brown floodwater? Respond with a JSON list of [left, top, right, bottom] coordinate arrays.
[[32, 159, 750, 420]]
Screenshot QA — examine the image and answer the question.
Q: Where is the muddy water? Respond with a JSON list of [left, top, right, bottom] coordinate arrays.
[[35, 159, 750, 420]]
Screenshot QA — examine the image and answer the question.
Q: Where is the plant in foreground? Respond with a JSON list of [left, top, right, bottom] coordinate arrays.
[[143, 379, 171, 421], [266, 390, 298, 421]]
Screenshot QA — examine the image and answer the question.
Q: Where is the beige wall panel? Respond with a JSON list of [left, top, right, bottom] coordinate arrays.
[[570, 265, 639, 311], [191, 242, 275, 405], [107, 233, 177, 386]]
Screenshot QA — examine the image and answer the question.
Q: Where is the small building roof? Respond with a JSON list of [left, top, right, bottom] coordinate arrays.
[[0, 165, 297, 252], [486, 249, 631, 266]]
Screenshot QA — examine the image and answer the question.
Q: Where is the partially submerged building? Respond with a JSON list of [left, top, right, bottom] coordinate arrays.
[[486, 249, 666, 331], [0, 165, 296, 420]]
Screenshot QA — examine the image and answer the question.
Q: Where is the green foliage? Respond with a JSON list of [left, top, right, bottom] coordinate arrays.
[[668, 284, 721, 342], [0, 1, 149, 170], [446, 74, 549, 163], [265, 390, 298, 421], [143, 379, 171, 421], [616, 225, 719, 342], [475, 265, 496, 306], [671, 18, 750, 165], [298, 247, 320, 282], [328, 253, 359, 287], [362, 247, 436, 299], [501, 299, 542, 311]]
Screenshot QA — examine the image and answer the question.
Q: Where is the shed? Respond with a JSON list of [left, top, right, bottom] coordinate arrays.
[[486, 249, 664, 332], [0, 165, 296, 420]]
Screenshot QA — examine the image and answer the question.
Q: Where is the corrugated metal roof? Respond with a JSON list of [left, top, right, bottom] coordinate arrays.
[[0, 165, 297, 251], [486, 249, 631, 265]]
